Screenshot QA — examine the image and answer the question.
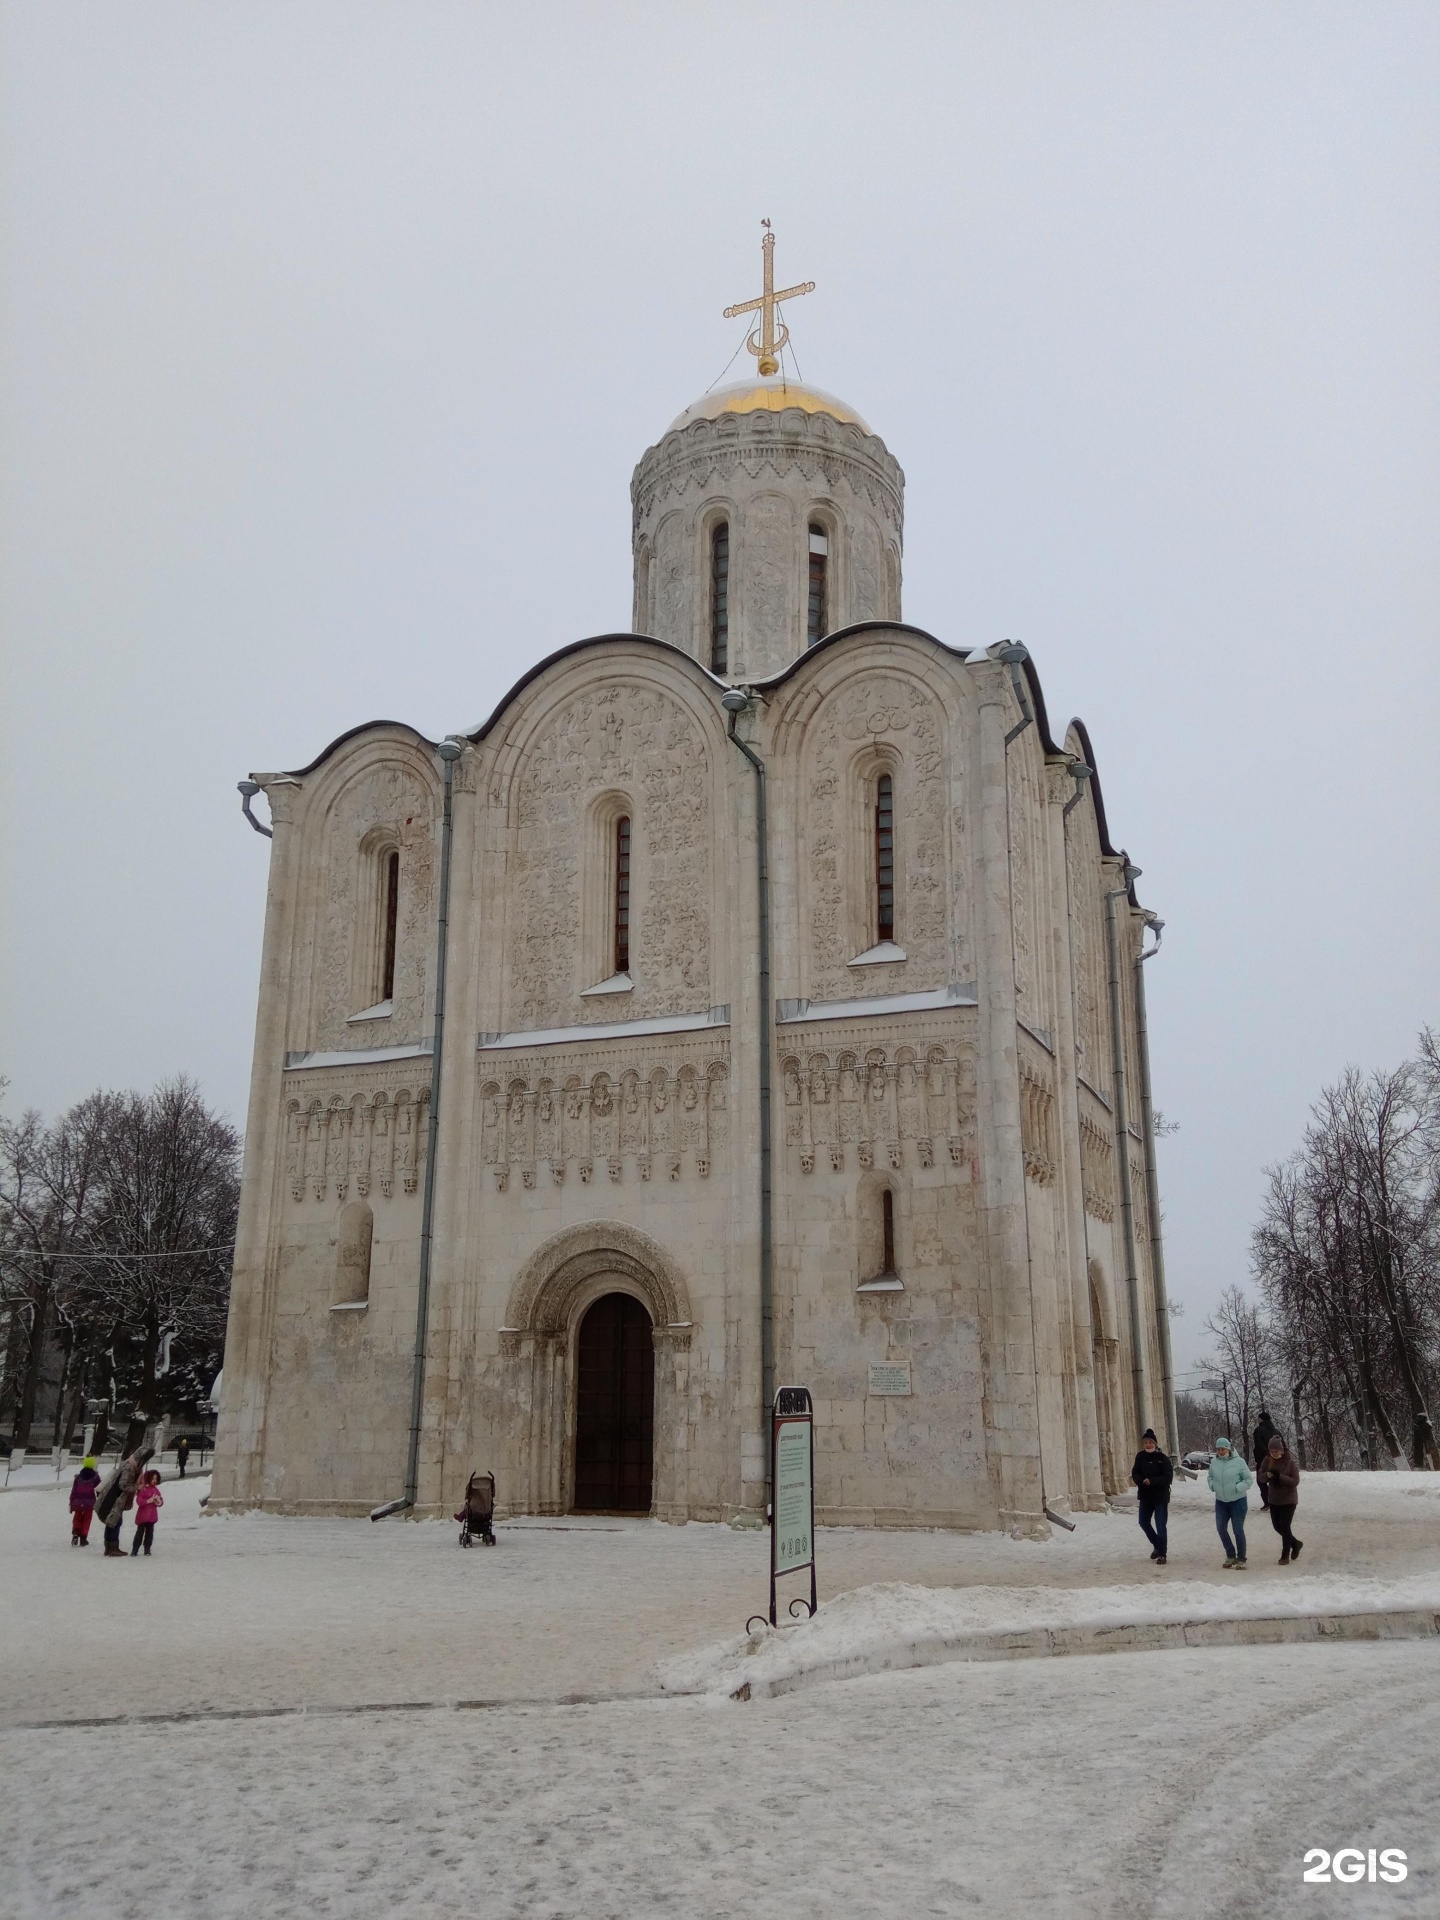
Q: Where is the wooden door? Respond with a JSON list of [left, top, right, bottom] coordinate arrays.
[[574, 1292, 654, 1512]]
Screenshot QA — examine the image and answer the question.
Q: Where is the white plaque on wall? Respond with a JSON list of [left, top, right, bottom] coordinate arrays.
[[867, 1361, 912, 1396]]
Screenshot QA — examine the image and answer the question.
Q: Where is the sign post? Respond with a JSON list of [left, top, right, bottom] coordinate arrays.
[[749, 1385, 817, 1630]]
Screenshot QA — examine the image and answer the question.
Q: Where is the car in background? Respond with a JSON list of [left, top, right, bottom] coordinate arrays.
[[1183, 1450, 1212, 1470]]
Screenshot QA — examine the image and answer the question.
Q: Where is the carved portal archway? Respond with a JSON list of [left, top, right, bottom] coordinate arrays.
[[499, 1223, 693, 1520]]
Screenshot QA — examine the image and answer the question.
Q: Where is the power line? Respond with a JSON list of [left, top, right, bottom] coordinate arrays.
[[0, 1245, 235, 1263]]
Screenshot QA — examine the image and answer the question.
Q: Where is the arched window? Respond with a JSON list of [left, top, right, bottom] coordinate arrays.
[[881, 1188, 896, 1275], [875, 774, 895, 943], [335, 1202, 373, 1309], [807, 524, 828, 646], [710, 522, 730, 674], [380, 850, 400, 1002], [614, 815, 632, 975]]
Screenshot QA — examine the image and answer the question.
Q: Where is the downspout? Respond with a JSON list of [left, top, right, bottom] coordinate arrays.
[[372, 735, 464, 1519], [237, 781, 273, 838], [1133, 911, 1179, 1458], [1105, 865, 1147, 1441], [721, 688, 774, 1459]]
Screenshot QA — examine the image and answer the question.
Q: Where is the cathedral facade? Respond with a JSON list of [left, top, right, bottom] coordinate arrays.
[[212, 371, 1176, 1534]]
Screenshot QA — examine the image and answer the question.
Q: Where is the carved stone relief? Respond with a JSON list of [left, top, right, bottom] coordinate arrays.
[[1079, 1112, 1115, 1222], [1019, 1049, 1057, 1187], [314, 764, 436, 1051], [480, 1048, 728, 1189], [509, 683, 711, 1030], [802, 671, 953, 1001], [282, 1076, 431, 1204], [779, 1038, 975, 1174]]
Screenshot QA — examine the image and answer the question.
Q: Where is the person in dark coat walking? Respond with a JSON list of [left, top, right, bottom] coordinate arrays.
[[1129, 1428, 1174, 1564], [1257, 1434, 1304, 1563], [1252, 1410, 1278, 1506], [175, 1436, 190, 1479]]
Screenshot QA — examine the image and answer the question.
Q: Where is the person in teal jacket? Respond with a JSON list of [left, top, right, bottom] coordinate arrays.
[[1206, 1437, 1254, 1568]]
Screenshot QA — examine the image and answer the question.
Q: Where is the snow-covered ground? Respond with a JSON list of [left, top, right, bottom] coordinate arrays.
[[4, 1471, 1438, 1916]]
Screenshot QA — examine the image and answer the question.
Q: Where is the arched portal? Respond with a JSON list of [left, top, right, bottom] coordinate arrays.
[[574, 1293, 654, 1512], [499, 1222, 693, 1521]]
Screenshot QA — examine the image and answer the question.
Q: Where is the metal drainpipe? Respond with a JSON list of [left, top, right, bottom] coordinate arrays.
[[1133, 912, 1178, 1458], [722, 688, 774, 1465], [1105, 867, 1147, 1441], [373, 735, 463, 1519]]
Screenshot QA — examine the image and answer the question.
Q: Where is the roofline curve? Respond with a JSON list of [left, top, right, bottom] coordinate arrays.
[[464, 633, 723, 743], [752, 621, 1064, 757], [1067, 717, 1120, 860], [285, 718, 439, 779]]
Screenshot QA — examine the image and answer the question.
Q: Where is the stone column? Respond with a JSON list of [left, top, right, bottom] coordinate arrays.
[[1045, 766, 1106, 1509], [974, 683, 1046, 1537], [211, 775, 305, 1510]]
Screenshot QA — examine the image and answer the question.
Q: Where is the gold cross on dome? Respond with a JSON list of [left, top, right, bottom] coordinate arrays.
[[723, 221, 815, 376]]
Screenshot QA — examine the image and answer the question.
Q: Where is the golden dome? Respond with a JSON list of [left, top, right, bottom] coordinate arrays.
[[668, 378, 870, 435]]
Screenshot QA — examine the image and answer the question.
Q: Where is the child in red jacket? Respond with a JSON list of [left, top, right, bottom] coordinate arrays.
[[69, 1457, 102, 1545], [131, 1471, 164, 1556]]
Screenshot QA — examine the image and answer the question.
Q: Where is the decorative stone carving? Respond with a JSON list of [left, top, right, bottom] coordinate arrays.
[[801, 670, 954, 1001], [1019, 1051, 1057, 1187], [1080, 1111, 1115, 1221], [778, 1038, 975, 1174], [509, 682, 711, 1030], [478, 1047, 729, 1188], [313, 758, 437, 1052], [281, 1077, 431, 1206]]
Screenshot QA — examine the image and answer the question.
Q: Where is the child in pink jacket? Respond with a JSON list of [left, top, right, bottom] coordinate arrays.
[[131, 1471, 164, 1556]]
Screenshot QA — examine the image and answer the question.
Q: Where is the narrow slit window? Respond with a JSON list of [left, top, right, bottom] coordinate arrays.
[[807, 525, 828, 646], [882, 1189, 896, 1275], [380, 850, 400, 1001], [875, 774, 895, 942], [710, 522, 730, 674], [614, 815, 631, 975]]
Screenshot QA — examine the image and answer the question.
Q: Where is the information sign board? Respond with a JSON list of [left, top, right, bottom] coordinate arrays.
[[774, 1418, 813, 1575], [748, 1385, 818, 1631]]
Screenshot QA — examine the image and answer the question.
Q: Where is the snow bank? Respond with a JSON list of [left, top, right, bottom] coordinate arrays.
[[658, 1569, 1440, 1698]]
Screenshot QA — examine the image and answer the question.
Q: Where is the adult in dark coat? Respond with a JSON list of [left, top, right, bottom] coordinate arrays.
[[96, 1446, 154, 1558], [1258, 1434, 1303, 1563], [175, 1436, 191, 1478], [1129, 1428, 1175, 1564], [1252, 1410, 1278, 1505]]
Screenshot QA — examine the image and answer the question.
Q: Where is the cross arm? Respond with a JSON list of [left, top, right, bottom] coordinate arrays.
[[722, 279, 816, 319]]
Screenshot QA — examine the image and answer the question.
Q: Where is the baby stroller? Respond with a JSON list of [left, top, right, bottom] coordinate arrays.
[[456, 1470, 496, 1547]]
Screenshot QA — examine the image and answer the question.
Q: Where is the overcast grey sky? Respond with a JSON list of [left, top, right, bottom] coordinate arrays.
[[3, 3, 1436, 1372]]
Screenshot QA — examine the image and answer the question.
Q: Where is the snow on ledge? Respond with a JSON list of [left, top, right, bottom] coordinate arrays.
[[777, 981, 978, 1024], [285, 1041, 433, 1071], [849, 941, 907, 967], [479, 1006, 729, 1050]]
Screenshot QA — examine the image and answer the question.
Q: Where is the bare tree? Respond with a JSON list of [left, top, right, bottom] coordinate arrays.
[[2, 1078, 239, 1454], [67, 1078, 239, 1454], [1252, 1051, 1439, 1470], [1198, 1285, 1281, 1453], [0, 1093, 115, 1448]]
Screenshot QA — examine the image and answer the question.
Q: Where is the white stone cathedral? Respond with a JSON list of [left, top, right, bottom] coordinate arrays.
[[213, 283, 1177, 1533]]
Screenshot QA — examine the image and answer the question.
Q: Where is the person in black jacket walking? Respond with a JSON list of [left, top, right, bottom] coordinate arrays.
[[1252, 1410, 1277, 1505], [1130, 1428, 1174, 1564]]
